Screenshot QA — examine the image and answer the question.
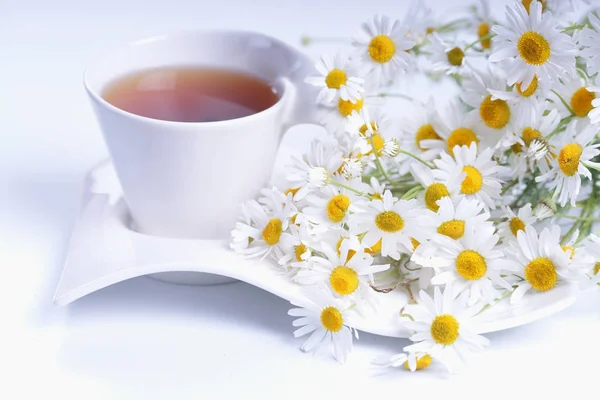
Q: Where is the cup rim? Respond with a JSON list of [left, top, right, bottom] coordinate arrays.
[[83, 29, 294, 127]]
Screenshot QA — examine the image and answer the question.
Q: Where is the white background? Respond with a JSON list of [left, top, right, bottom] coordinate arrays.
[[2, 0, 600, 398]]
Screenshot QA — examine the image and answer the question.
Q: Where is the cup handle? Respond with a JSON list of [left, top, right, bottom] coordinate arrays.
[[277, 52, 320, 134]]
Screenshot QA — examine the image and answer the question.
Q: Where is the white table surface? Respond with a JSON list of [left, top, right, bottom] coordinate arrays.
[[2, 0, 599, 398]]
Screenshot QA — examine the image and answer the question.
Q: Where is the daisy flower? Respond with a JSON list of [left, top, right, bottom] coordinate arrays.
[[305, 52, 364, 104], [302, 182, 365, 233], [473, 0, 494, 51], [294, 241, 389, 311], [397, 98, 446, 175], [434, 100, 487, 156], [352, 15, 415, 86], [277, 223, 313, 271], [536, 121, 600, 206], [579, 13, 600, 77], [434, 143, 506, 210], [461, 68, 516, 143], [497, 203, 537, 242], [351, 190, 434, 260], [410, 163, 459, 213], [552, 74, 597, 126], [490, 0, 576, 89], [401, 0, 437, 41], [507, 225, 577, 304], [403, 286, 490, 373], [502, 103, 559, 181], [415, 224, 511, 306], [488, 70, 549, 108], [318, 95, 381, 135], [288, 285, 358, 363], [286, 138, 344, 200], [372, 352, 433, 372], [230, 190, 297, 259], [346, 107, 391, 139], [428, 33, 474, 75]]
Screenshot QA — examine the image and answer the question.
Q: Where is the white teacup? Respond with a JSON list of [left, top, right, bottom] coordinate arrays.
[[85, 31, 317, 284]]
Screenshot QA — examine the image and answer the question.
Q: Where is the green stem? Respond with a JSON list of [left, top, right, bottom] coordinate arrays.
[[546, 115, 574, 140], [551, 89, 576, 116], [328, 178, 373, 199], [370, 136, 392, 184], [399, 312, 415, 321], [475, 289, 514, 316], [501, 180, 518, 195], [398, 149, 435, 169], [401, 185, 423, 200], [376, 93, 415, 101], [464, 33, 496, 50], [554, 214, 600, 222]]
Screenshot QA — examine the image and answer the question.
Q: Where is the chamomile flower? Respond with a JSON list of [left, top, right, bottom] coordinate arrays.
[[410, 163, 459, 213], [434, 143, 506, 210], [294, 241, 389, 311], [418, 196, 491, 245], [461, 68, 516, 143], [305, 53, 365, 104], [490, 0, 576, 89], [472, 0, 494, 51], [488, 71, 549, 108], [579, 13, 600, 76], [536, 121, 600, 206], [428, 34, 474, 75], [318, 95, 381, 135], [502, 104, 559, 180], [372, 352, 433, 372], [286, 138, 344, 200], [507, 225, 576, 304], [230, 191, 297, 260], [397, 98, 446, 174], [278, 223, 313, 271], [497, 203, 537, 242], [552, 74, 597, 126], [303, 182, 364, 233], [346, 107, 390, 139], [403, 286, 490, 373], [416, 224, 511, 306], [434, 100, 488, 156], [401, 0, 437, 42], [352, 15, 415, 86], [351, 190, 433, 260], [288, 286, 358, 363]]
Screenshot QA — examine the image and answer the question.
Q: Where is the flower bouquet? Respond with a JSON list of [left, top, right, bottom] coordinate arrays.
[[230, 0, 600, 373]]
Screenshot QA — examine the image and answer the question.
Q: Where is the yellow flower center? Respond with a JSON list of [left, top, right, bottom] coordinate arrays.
[[424, 183, 450, 212], [522, 127, 541, 147], [338, 98, 364, 117], [295, 244, 307, 262], [285, 187, 300, 197], [558, 143, 583, 176], [447, 128, 479, 156], [411, 237, 421, 251], [570, 87, 596, 117], [320, 306, 344, 332], [516, 75, 538, 97], [525, 257, 557, 291], [511, 143, 523, 154], [365, 238, 382, 255], [437, 220, 466, 240], [262, 218, 282, 246], [522, 0, 546, 13], [447, 47, 464, 67], [455, 250, 487, 280], [509, 217, 526, 236], [478, 23, 491, 49], [518, 31, 551, 65], [404, 354, 433, 371], [460, 166, 483, 195], [330, 266, 359, 296], [368, 35, 396, 63], [375, 211, 405, 233], [335, 237, 356, 263], [562, 245, 575, 260], [359, 122, 378, 136], [325, 69, 347, 89], [480, 95, 511, 129], [426, 27, 435, 35], [594, 262, 600, 275], [326, 194, 351, 223], [415, 124, 442, 150], [366, 134, 386, 156], [430, 314, 460, 345]]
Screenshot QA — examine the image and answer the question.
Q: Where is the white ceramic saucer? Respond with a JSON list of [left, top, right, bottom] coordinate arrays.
[[54, 134, 578, 338]]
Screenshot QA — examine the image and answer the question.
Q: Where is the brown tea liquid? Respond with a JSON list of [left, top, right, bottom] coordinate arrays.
[[101, 66, 279, 122]]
